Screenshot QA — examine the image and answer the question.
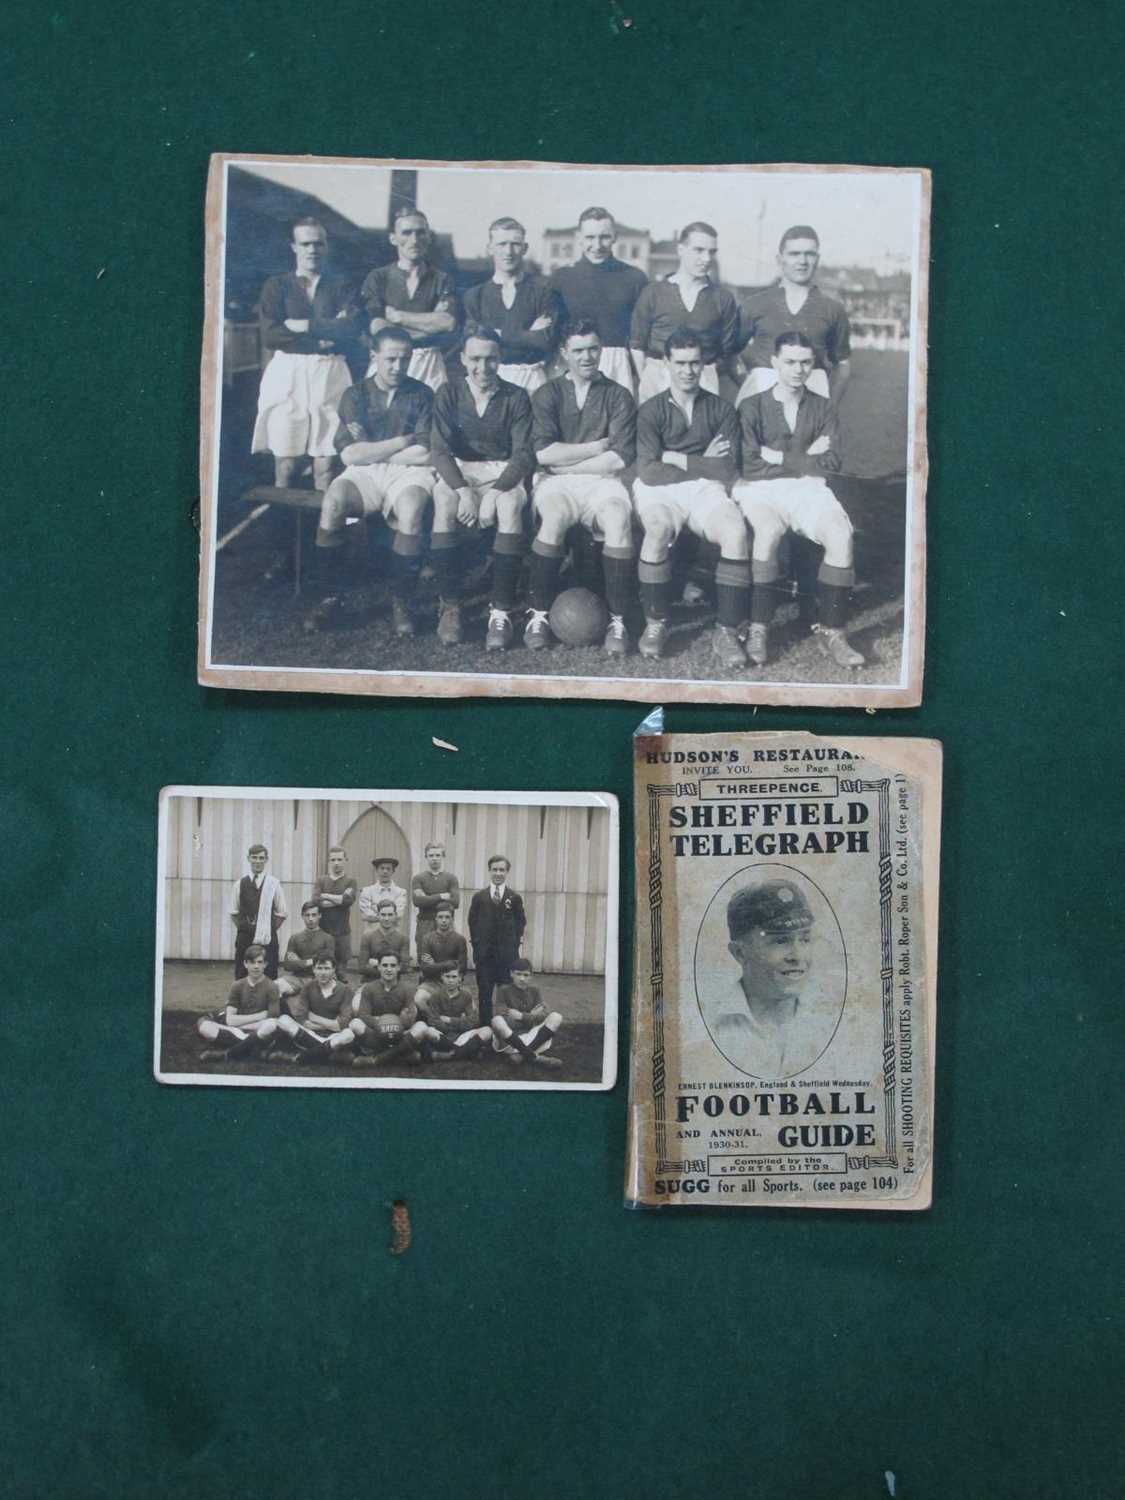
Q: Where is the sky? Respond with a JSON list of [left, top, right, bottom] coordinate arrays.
[[237, 160, 920, 283]]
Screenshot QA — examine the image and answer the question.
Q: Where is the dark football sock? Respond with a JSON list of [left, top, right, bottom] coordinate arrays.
[[602, 545, 636, 617], [528, 538, 564, 611], [690, 538, 720, 592], [817, 563, 855, 628], [714, 557, 751, 629], [751, 560, 782, 625], [430, 531, 461, 600], [638, 557, 674, 622], [530, 1022, 558, 1054], [490, 532, 525, 610], [312, 534, 349, 596], [390, 531, 424, 599], [504, 1027, 538, 1061]]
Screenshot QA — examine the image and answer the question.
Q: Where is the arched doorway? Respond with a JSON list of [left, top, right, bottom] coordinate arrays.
[[340, 805, 413, 953]]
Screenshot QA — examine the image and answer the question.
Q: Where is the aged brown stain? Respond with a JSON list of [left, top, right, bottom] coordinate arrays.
[[389, 1199, 412, 1256]]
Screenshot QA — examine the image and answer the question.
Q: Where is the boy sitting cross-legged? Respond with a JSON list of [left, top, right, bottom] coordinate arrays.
[[273, 953, 357, 1063], [418, 962, 493, 1062], [197, 943, 283, 1063], [348, 953, 433, 1068], [489, 957, 564, 1070]]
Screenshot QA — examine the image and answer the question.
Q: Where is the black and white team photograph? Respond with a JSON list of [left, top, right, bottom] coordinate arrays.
[[198, 156, 929, 707], [154, 787, 619, 1090]]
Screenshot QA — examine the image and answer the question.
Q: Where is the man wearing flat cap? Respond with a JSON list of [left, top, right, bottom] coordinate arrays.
[[711, 877, 830, 1078], [358, 856, 408, 930]]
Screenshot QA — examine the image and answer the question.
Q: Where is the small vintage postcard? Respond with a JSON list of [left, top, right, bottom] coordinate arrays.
[[155, 786, 618, 1090], [625, 730, 940, 1209], [198, 153, 929, 707]]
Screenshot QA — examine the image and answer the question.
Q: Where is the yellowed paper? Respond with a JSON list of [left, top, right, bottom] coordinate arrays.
[[198, 154, 929, 707], [625, 730, 940, 1210]]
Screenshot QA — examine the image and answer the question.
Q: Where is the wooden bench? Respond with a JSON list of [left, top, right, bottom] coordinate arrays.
[[238, 485, 329, 596]]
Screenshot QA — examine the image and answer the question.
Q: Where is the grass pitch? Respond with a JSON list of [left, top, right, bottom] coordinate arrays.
[[158, 962, 610, 1086]]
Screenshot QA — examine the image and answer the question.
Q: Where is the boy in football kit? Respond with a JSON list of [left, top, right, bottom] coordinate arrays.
[[197, 944, 283, 1062], [633, 331, 751, 669], [276, 900, 337, 1003], [252, 218, 360, 494], [733, 331, 864, 670], [430, 327, 535, 649], [273, 954, 357, 1062], [347, 954, 432, 1067], [411, 841, 461, 955], [414, 902, 469, 1010], [737, 226, 851, 404], [357, 898, 412, 977], [360, 208, 458, 392], [463, 219, 562, 392], [490, 958, 563, 1069], [303, 326, 437, 638], [311, 846, 358, 977], [230, 843, 288, 979], [630, 223, 742, 403], [527, 320, 638, 655], [417, 962, 493, 1061], [549, 207, 648, 395]]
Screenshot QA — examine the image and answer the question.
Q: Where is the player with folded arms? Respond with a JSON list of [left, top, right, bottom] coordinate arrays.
[[526, 320, 638, 655], [630, 223, 741, 403], [733, 330, 864, 670], [357, 899, 412, 978], [463, 218, 563, 392], [252, 218, 360, 503], [304, 326, 437, 638], [273, 953, 357, 1062], [633, 330, 750, 670], [197, 944, 283, 1063], [419, 962, 493, 1061], [489, 958, 564, 1070], [360, 207, 458, 392], [411, 844, 461, 959], [276, 900, 337, 1004]]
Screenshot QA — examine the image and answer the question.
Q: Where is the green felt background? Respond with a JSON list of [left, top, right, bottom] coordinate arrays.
[[5, 2, 1121, 1495]]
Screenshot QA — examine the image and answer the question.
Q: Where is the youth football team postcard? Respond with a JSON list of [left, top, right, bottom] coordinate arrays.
[[197, 153, 930, 708], [625, 731, 941, 1209], [154, 786, 619, 1091]]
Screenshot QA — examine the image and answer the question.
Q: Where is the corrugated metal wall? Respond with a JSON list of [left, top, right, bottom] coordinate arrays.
[[162, 795, 610, 974]]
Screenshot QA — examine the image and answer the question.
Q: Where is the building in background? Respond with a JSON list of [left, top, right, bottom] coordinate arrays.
[[161, 795, 611, 976], [541, 222, 650, 275], [818, 266, 912, 349], [646, 237, 679, 281]]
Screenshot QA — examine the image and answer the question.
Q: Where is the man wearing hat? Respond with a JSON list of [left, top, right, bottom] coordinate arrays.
[[712, 877, 828, 1078], [358, 856, 408, 929]]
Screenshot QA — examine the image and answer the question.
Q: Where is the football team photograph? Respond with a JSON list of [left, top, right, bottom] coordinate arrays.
[[198, 156, 929, 706], [154, 787, 619, 1090]]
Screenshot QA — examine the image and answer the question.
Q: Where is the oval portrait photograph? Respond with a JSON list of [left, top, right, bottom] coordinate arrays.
[[693, 862, 846, 1079]]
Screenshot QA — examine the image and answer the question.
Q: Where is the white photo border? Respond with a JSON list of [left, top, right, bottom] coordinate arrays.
[[154, 784, 620, 1091], [198, 155, 930, 706]]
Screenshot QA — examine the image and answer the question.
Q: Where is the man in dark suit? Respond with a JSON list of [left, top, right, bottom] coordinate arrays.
[[468, 854, 527, 1024]]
